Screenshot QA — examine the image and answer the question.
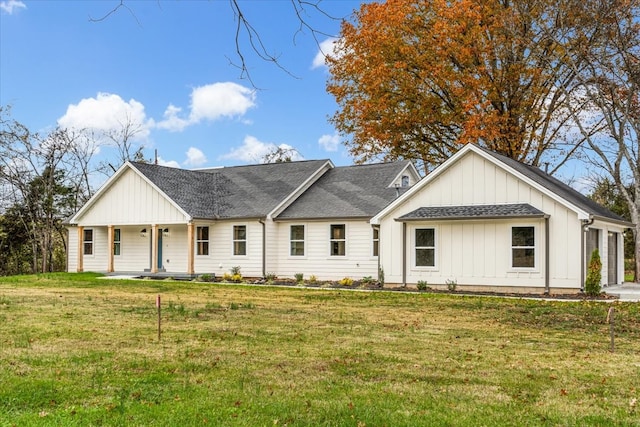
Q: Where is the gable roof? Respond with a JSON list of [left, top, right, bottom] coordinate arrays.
[[372, 144, 632, 226], [476, 147, 630, 225], [131, 160, 330, 220], [276, 161, 414, 220]]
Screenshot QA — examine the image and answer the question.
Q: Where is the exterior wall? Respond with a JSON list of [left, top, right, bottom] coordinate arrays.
[[194, 220, 264, 278], [80, 227, 109, 272], [585, 220, 628, 286], [76, 168, 187, 226], [67, 227, 78, 272], [378, 151, 584, 290], [272, 220, 378, 281]]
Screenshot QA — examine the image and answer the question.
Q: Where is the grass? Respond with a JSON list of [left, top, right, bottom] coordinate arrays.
[[1, 273, 639, 426]]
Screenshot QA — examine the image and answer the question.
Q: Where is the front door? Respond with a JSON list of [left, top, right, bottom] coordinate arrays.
[[608, 232, 618, 285], [157, 232, 163, 270]]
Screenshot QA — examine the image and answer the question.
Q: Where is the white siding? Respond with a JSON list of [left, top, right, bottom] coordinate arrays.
[[81, 227, 108, 272], [272, 220, 378, 281], [76, 168, 187, 226], [378, 151, 585, 290], [195, 220, 264, 278], [67, 227, 78, 272]]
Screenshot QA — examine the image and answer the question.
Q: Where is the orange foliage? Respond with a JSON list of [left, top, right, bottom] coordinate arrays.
[[327, 0, 581, 172]]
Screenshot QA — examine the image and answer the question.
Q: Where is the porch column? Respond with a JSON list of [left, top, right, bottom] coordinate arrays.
[[151, 224, 159, 273], [77, 226, 84, 273], [187, 222, 195, 275], [107, 225, 114, 273]]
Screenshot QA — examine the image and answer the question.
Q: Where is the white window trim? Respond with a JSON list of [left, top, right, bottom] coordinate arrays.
[[329, 223, 347, 257], [232, 224, 248, 257], [196, 225, 210, 257], [411, 225, 438, 270], [510, 224, 538, 271], [372, 228, 380, 258], [289, 224, 306, 258]]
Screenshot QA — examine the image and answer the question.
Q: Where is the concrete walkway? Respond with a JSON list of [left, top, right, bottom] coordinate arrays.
[[604, 282, 640, 302]]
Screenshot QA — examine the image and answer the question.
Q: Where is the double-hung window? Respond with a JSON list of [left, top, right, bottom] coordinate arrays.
[[372, 228, 379, 257], [415, 228, 435, 267], [196, 226, 209, 256], [113, 228, 121, 256], [233, 225, 247, 256], [83, 229, 93, 255], [330, 224, 346, 256], [290, 225, 305, 256], [512, 226, 535, 268]]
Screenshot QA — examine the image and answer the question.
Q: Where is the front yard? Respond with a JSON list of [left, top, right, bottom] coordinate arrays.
[[1, 273, 639, 426]]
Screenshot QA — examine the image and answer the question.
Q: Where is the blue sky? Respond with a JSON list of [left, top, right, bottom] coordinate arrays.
[[1, 0, 364, 171]]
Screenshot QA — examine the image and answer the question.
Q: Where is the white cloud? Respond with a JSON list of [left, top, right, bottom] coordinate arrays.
[[219, 135, 303, 163], [0, 0, 26, 14], [156, 157, 181, 168], [312, 38, 342, 69], [58, 92, 153, 141], [184, 147, 207, 167], [318, 133, 341, 152], [157, 82, 256, 132]]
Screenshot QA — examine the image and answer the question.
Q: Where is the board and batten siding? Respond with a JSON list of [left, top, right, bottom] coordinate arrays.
[[76, 168, 187, 226], [273, 220, 378, 281], [378, 151, 583, 290]]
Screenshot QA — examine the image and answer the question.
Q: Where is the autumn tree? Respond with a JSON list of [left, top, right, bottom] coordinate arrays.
[[327, 0, 592, 173], [556, 0, 640, 279]]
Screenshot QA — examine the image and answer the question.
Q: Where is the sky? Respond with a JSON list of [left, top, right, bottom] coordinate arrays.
[[0, 0, 364, 173]]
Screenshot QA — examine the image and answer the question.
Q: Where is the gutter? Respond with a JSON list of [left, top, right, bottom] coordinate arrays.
[[580, 216, 595, 292]]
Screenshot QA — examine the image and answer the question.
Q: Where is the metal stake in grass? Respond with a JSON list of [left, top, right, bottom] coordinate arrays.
[[157, 294, 161, 341], [606, 306, 614, 352]]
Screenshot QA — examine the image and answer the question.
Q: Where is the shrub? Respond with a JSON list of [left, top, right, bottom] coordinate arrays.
[[294, 272, 304, 283], [222, 273, 233, 282], [231, 274, 243, 283], [378, 267, 385, 286], [361, 276, 374, 284], [230, 266, 241, 275], [417, 280, 429, 291], [446, 279, 457, 291], [585, 249, 602, 296], [339, 277, 354, 287], [265, 272, 277, 281], [309, 275, 318, 284], [198, 273, 215, 282]]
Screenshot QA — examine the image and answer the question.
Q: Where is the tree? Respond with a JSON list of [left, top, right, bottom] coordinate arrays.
[[261, 146, 301, 163], [326, 0, 593, 173], [556, 0, 640, 281], [0, 107, 95, 273]]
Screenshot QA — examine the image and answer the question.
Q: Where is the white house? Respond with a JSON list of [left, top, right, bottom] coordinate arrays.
[[67, 145, 631, 294], [66, 159, 420, 281], [371, 144, 632, 294]]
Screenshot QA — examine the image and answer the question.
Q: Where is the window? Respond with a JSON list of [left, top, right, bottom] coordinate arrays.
[[401, 175, 409, 188], [83, 229, 93, 255], [113, 228, 121, 256], [233, 225, 247, 256], [372, 228, 379, 257], [512, 226, 535, 268], [330, 224, 346, 256], [415, 228, 435, 267], [196, 226, 209, 256], [290, 225, 305, 256]]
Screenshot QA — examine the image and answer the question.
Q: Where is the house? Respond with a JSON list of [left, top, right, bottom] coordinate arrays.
[[371, 144, 633, 294], [67, 144, 631, 294], [66, 159, 420, 281]]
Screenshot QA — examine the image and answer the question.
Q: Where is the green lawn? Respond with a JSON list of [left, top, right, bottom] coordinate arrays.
[[1, 273, 639, 426]]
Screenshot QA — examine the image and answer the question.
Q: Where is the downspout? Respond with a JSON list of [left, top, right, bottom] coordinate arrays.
[[580, 216, 595, 291], [402, 222, 407, 287], [544, 216, 550, 295], [259, 219, 266, 278]]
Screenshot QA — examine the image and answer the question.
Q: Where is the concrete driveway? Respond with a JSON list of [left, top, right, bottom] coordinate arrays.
[[604, 283, 640, 302]]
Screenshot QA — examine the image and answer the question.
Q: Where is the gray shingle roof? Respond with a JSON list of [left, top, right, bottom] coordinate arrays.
[[131, 160, 329, 219], [478, 147, 629, 224], [398, 203, 545, 221], [276, 161, 413, 219]]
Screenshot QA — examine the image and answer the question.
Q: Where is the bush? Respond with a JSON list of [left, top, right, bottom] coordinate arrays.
[[416, 280, 429, 291], [339, 277, 354, 287], [309, 275, 318, 284], [585, 249, 602, 296], [446, 279, 457, 291], [294, 272, 304, 283]]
